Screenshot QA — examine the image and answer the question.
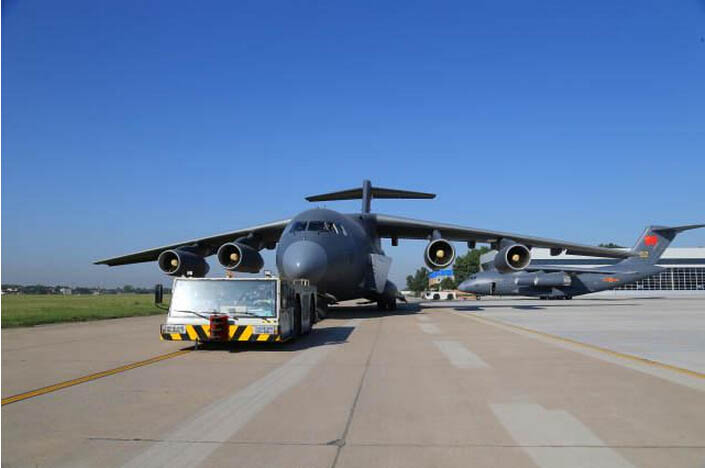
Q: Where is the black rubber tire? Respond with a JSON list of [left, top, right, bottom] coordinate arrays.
[[317, 301, 328, 320], [304, 295, 315, 334], [294, 296, 302, 337], [377, 300, 387, 311]]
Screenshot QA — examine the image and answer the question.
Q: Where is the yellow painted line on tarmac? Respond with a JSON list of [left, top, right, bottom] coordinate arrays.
[[453, 311, 705, 380], [2, 349, 192, 406]]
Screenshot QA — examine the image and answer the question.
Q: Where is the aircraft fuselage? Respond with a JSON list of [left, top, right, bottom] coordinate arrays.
[[275, 208, 392, 301], [460, 265, 663, 298]]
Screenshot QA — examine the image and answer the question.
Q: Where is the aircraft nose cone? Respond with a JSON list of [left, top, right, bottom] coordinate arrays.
[[282, 241, 327, 283], [458, 280, 476, 293]]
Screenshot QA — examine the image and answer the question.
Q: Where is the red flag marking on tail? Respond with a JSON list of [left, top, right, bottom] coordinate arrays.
[[644, 235, 659, 246]]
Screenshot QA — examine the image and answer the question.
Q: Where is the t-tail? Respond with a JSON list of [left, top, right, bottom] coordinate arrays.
[[305, 180, 436, 213], [625, 224, 705, 265]]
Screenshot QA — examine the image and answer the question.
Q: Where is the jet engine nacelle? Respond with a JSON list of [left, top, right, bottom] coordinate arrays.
[[424, 239, 456, 270], [157, 249, 210, 277], [493, 243, 531, 273], [216, 242, 264, 273]]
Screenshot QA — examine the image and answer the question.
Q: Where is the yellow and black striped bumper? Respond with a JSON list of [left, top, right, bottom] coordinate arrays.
[[160, 324, 283, 342]]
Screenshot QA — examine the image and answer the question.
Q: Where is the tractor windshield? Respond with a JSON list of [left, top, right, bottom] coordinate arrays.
[[170, 279, 277, 318]]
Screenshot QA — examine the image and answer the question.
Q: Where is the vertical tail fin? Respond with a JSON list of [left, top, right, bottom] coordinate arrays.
[[628, 224, 705, 264]]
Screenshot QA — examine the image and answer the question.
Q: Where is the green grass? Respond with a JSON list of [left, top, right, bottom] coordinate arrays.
[[1, 294, 170, 328]]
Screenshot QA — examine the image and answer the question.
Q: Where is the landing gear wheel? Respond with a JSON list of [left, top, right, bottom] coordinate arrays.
[[317, 301, 328, 320], [294, 297, 302, 337], [310, 295, 318, 325], [389, 299, 397, 311], [377, 300, 387, 311], [304, 295, 315, 334]]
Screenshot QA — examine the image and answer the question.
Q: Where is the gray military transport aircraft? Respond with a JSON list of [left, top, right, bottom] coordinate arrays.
[[458, 224, 705, 299], [95, 180, 638, 312]]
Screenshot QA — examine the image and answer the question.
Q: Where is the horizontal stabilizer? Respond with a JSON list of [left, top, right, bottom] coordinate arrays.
[[306, 180, 435, 213], [652, 224, 705, 234], [306, 187, 435, 201]]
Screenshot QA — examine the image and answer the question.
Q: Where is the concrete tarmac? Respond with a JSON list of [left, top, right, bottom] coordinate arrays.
[[2, 297, 705, 467]]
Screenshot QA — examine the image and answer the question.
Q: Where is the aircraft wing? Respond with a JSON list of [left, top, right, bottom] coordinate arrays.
[[94, 219, 291, 266], [374, 214, 636, 259], [525, 266, 637, 275]]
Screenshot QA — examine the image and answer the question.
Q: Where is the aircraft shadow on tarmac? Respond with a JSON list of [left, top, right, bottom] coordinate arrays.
[[187, 326, 356, 353], [186, 304, 423, 353], [327, 302, 421, 320]]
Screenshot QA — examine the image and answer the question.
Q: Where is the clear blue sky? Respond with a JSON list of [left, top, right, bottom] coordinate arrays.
[[3, 0, 704, 288]]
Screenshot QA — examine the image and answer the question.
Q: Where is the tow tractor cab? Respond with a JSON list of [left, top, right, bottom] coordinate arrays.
[[158, 277, 318, 344]]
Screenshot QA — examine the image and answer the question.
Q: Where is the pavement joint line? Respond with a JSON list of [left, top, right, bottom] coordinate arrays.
[[84, 438, 705, 449], [330, 317, 383, 468], [120, 334, 341, 468], [453, 311, 705, 380], [1, 348, 193, 406]]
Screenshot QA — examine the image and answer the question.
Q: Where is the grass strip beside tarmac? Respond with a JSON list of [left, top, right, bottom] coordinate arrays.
[[1, 294, 169, 328]]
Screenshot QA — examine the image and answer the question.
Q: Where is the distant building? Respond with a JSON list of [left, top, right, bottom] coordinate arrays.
[[59, 288, 73, 295], [428, 269, 454, 287]]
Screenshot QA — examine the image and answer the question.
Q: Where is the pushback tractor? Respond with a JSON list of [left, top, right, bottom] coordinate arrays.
[[156, 277, 319, 345]]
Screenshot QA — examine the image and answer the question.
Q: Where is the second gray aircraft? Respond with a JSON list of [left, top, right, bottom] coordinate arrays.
[[459, 224, 704, 299]]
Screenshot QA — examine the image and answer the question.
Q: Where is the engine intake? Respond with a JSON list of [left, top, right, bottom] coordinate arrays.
[[216, 242, 264, 273], [493, 243, 531, 273], [424, 239, 456, 270], [157, 249, 210, 277]]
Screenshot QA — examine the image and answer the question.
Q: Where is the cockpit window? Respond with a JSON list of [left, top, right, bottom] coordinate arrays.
[[292, 220, 346, 235], [307, 221, 334, 232], [290, 221, 307, 233]]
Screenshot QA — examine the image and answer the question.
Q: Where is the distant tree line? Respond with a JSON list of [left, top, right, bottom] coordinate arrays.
[[1, 284, 169, 295]]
